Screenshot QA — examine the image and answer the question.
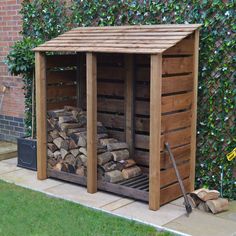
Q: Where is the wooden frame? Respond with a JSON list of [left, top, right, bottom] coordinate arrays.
[[34, 25, 201, 211]]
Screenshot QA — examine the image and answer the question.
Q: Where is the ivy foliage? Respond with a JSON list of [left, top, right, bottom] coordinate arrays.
[[6, 0, 236, 198]]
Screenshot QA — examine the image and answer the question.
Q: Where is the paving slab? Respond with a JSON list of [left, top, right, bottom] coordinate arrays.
[[1, 157, 17, 165], [0, 161, 21, 175], [45, 182, 122, 208], [113, 201, 186, 226], [216, 201, 236, 222], [164, 209, 236, 236], [170, 197, 185, 208], [101, 197, 134, 211], [0, 168, 61, 191], [0, 141, 17, 160]]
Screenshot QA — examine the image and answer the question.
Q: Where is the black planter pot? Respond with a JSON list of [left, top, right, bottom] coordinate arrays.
[[17, 137, 37, 171]]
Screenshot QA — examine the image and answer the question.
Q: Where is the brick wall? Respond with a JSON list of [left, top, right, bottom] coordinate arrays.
[[0, 0, 25, 142]]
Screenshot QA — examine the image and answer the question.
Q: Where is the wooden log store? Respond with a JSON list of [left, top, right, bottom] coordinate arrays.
[[33, 24, 201, 210]]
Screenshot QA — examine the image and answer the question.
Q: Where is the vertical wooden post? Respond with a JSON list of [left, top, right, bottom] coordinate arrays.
[[86, 52, 97, 193], [124, 54, 134, 157], [35, 52, 47, 180], [190, 30, 200, 191], [149, 54, 162, 210], [76, 53, 86, 109]]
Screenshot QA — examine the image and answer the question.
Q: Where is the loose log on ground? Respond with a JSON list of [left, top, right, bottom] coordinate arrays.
[[198, 201, 210, 212], [105, 170, 124, 183], [53, 137, 64, 149], [97, 152, 112, 165], [107, 142, 129, 151], [206, 198, 229, 214], [122, 166, 142, 179], [111, 149, 129, 161], [191, 188, 220, 202]]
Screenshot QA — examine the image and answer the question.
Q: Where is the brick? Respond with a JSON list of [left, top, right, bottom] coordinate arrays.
[[13, 117, 23, 122], [14, 126, 24, 132], [5, 125, 14, 131], [9, 121, 19, 126], [4, 115, 14, 121], [0, 120, 9, 125]]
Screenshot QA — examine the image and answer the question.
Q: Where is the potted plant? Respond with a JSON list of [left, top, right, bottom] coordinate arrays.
[[6, 38, 42, 170]]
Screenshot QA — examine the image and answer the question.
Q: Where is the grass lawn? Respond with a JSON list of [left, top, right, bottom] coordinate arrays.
[[0, 180, 171, 236]]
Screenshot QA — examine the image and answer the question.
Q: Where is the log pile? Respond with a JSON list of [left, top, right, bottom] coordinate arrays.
[[47, 106, 142, 183], [188, 188, 229, 214]]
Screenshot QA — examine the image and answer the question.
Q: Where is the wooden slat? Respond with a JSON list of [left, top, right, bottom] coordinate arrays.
[[47, 85, 76, 99], [134, 144, 191, 168], [107, 129, 125, 142], [46, 55, 77, 68], [190, 30, 200, 191], [160, 162, 190, 188], [47, 70, 76, 84], [35, 52, 47, 180], [97, 97, 124, 113], [97, 81, 124, 97], [135, 92, 192, 115], [47, 99, 76, 110], [160, 178, 190, 205], [86, 53, 97, 194], [98, 67, 124, 81], [135, 127, 191, 150], [97, 113, 124, 130], [149, 54, 162, 210], [124, 55, 135, 156]]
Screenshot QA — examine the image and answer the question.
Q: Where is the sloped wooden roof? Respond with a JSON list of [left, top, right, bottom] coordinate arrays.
[[33, 24, 201, 54]]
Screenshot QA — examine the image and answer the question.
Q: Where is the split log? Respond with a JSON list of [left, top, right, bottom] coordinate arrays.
[[48, 118, 60, 130], [54, 162, 68, 172], [61, 163, 69, 172], [48, 109, 72, 118], [79, 154, 87, 166], [105, 170, 124, 183], [122, 166, 142, 179], [101, 161, 123, 172], [119, 159, 136, 169], [58, 115, 76, 125], [111, 149, 129, 161], [75, 156, 83, 167], [48, 143, 58, 153], [67, 164, 76, 173], [48, 157, 57, 167], [98, 166, 105, 180], [53, 137, 64, 149], [77, 133, 87, 147], [60, 123, 84, 132], [70, 149, 80, 157], [64, 154, 76, 167], [79, 147, 87, 156], [107, 142, 129, 151], [49, 130, 59, 139], [76, 166, 85, 176], [47, 149, 54, 158], [59, 131, 67, 139], [61, 140, 69, 151], [97, 126, 107, 134], [206, 198, 229, 214], [97, 133, 109, 139], [100, 138, 118, 146], [97, 152, 112, 165], [64, 106, 81, 112], [53, 150, 62, 159], [60, 148, 69, 159], [69, 139, 77, 149], [67, 127, 86, 135], [47, 135, 53, 143]]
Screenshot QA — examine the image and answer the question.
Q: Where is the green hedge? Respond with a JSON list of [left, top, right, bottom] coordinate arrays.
[[6, 0, 236, 199]]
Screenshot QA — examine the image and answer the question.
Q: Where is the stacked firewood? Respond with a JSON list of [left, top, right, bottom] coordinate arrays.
[[47, 106, 142, 183], [188, 188, 229, 214]]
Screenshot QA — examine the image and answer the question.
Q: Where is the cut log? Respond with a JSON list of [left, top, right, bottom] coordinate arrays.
[[48, 118, 60, 130], [75, 156, 83, 167], [48, 157, 57, 167], [48, 109, 72, 118], [53, 162, 63, 171], [61, 139, 69, 151], [59, 131, 67, 139], [67, 127, 86, 135], [47, 135, 53, 143], [67, 164, 76, 173], [53, 137, 64, 149], [70, 149, 80, 157], [100, 138, 118, 146], [107, 142, 129, 151], [101, 161, 123, 172], [206, 198, 229, 214], [111, 149, 129, 161], [77, 133, 87, 147], [61, 163, 68, 172], [76, 166, 85, 176], [69, 139, 78, 149], [60, 123, 83, 132], [53, 150, 62, 159], [47, 149, 54, 158], [119, 159, 136, 169], [79, 147, 87, 156], [47, 143, 58, 153], [79, 154, 87, 166], [60, 148, 69, 159], [64, 154, 76, 166], [122, 166, 142, 179], [49, 130, 59, 139], [58, 115, 76, 125], [105, 170, 124, 183], [191, 188, 220, 201], [97, 152, 112, 165]]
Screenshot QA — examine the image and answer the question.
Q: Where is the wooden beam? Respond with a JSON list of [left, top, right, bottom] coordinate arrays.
[[86, 53, 97, 193], [124, 54, 135, 156], [149, 54, 162, 210], [190, 30, 200, 191], [76, 53, 86, 109], [35, 52, 47, 180]]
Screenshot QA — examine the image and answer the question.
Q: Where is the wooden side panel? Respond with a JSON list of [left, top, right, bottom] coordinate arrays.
[[35, 52, 47, 180], [86, 53, 97, 193], [149, 54, 162, 210]]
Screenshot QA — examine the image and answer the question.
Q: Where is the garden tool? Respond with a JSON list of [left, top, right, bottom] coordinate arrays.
[[165, 142, 192, 215], [226, 148, 236, 161]]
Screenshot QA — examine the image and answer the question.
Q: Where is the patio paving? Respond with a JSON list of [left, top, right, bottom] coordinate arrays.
[[0, 157, 236, 236]]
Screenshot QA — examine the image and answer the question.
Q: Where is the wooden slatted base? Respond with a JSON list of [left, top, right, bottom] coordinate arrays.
[[47, 169, 190, 205]]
